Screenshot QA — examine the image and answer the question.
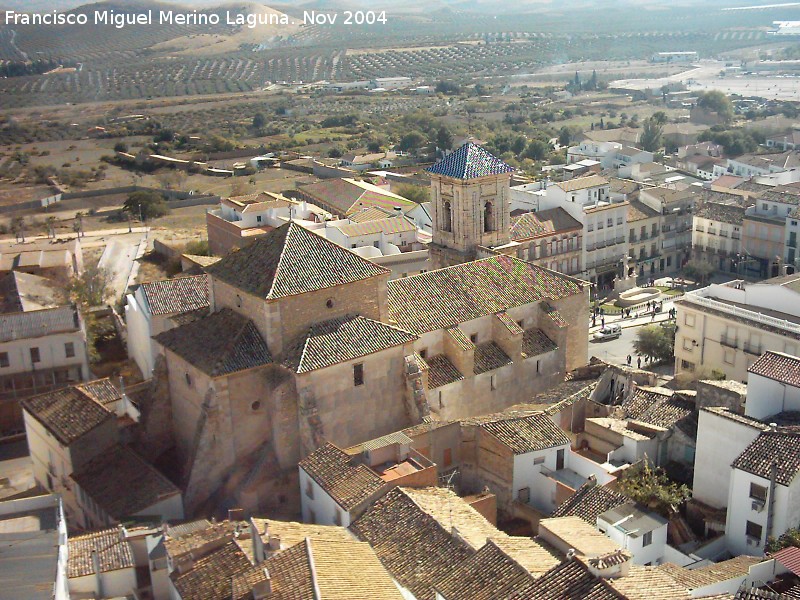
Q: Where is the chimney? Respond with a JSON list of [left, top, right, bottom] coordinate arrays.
[[586, 550, 632, 579], [229, 508, 244, 522], [770, 423, 778, 431], [268, 534, 281, 552], [251, 568, 273, 600]]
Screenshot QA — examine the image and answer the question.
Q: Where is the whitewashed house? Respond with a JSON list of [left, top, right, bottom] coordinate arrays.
[[125, 275, 209, 378], [597, 502, 668, 565]]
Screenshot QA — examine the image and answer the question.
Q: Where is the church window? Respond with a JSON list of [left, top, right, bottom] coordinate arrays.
[[442, 201, 452, 232], [484, 202, 494, 232]]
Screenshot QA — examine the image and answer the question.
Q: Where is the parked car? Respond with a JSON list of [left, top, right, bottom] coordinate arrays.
[[593, 324, 622, 341]]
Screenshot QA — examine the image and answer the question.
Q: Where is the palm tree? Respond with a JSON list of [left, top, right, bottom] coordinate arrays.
[[11, 216, 25, 242], [45, 216, 57, 239], [73, 212, 84, 238]]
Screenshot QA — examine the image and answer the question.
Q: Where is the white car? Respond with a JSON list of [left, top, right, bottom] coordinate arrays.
[[593, 324, 622, 341]]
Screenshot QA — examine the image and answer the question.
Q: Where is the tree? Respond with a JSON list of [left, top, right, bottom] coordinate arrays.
[[327, 146, 344, 158], [65, 263, 113, 308], [113, 141, 128, 153], [617, 460, 691, 517], [398, 131, 427, 153], [696, 90, 734, 124], [435, 80, 461, 95], [366, 139, 383, 153], [640, 116, 664, 152], [767, 527, 800, 553], [10, 216, 25, 242], [252, 112, 267, 131], [683, 259, 715, 285], [123, 190, 169, 221], [633, 323, 675, 363], [524, 140, 548, 161], [45, 216, 57, 239], [436, 127, 453, 152], [396, 185, 429, 204], [558, 126, 572, 147]]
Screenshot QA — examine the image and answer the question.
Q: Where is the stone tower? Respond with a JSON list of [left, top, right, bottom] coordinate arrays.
[[427, 143, 514, 268]]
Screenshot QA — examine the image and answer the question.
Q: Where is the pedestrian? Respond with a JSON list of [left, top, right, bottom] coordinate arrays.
[[601, 317, 605, 327], [592, 316, 596, 327], [637, 356, 642, 368], [627, 355, 632, 365], [651, 311, 656, 322]]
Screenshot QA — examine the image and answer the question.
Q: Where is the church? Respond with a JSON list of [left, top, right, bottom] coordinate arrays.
[[137, 143, 590, 516]]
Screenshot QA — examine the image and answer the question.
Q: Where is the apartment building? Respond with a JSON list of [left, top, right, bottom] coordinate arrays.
[[673, 275, 800, 382], [639, 186, 696, 276], [692, 200, 744, 274]]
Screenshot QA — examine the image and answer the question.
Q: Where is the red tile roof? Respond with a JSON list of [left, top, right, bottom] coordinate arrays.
[[772, 546, 800, 577]]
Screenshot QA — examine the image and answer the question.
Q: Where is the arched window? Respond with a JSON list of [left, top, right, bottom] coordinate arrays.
[[442, 201, 452, 233], [484, 202, 494, 233]]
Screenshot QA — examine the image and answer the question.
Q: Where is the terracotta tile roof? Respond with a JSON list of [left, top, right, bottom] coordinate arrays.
[[298, 443, 387, 511], [734, 589, 791, 599], [427, 143, 514, 180], [552, 481, 628, 523], [74, 378, 122, 407], [510, 207, 582, 241], [140, 274, 209, 316], [447, 325, 474, 351], [22, 383, 113, 446], [554, 174, 610, 193], [696, 202, 745, 225], [425, 354, 464, 388], [154, 308, 272, 377], [350, 488, 475, 600], [541, 302, 568, 328], [71, 444, 181, 520], [206, 222, 389, 299], [772, 546, 800, 576], [432, 540, 537, 600], [609, 564, 692, 599], [247, 519, 354, 557], [657, 556, 762, 590], [494, 311, 524, 335], [516, 558, 624, 599], [164, 520, 236, 560], [732, 430, 800, 485], [474, 342, 512, 375], [387, 255, 584, 334], [627, 200, 661, 222], [480, 413, 570, 454], [0, 305, 80, 342], [299, 178, 415, 216], [622, 387, 697, 437], [68, 528, 134, 578], [283, 314, 415, 373], [702, 407, 769, 431], [748, 351, 800, 387], [234, 537, 404, 600], [331, 215, 417, 237], [539, 516, 622, 557], [172, 541, 253, 600], [349, 206, 397, 223], [522, 328, 558, 358]]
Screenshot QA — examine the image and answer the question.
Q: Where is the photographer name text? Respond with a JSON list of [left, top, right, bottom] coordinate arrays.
[[4, 9, 388, 29]]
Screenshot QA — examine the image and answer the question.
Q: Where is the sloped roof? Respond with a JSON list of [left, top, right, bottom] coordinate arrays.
[[657, 556, 762, 590], [480, 413, 571, 454], [748, 351, 800, 387], [432, 540, 537, 600], [283, 315, 416, 374], [22, 383, 113, 446], [298, 443, 386, 511], [622, 388, 697, 438], [510, 207, 582, 241], [171, 541, 252, 600], [232, 538, 404, 600], [514, 558, 624, 600], [732, 430, 800, 486], [552, 481, 629, 524], [387, 255, 584, 334], [555, 174, 610, 193], [299, 178, 415, 216], [427, 143, 514, 180], [350, 488, 475, 600], [140, 275, 209, 316], [0, 272, 61, 313], [68, 528, 134, 578], [206, 222, 389, 299], [0, 305, 80, 342], [71, 444, 181, 520], [331, 215, 417, 237], [154, 308, 272, 377]]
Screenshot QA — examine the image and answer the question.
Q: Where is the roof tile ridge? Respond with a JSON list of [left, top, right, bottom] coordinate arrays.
[[265, 223, 295, 300]]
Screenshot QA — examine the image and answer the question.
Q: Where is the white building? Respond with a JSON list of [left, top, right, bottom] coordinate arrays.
[[0, 305, 90, 401], [673, 275, 800, 382], [596, 502, 669, 565], [370, 76, 413, 90], [692, 201, 744, 272], [125, 275, 209, 378], [566, 141, 622, 168], [0, 493, 69, 600], [538, 175, 629, 288], [68, 528, 138, 599]]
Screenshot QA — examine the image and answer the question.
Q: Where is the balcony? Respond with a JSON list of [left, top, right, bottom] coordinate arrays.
[[720, 335, 738, 349], [695, 226, 705, 233], [743, 342, 762, 356], [707, 229, 718, 236], [732, 233, 741, 240]]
